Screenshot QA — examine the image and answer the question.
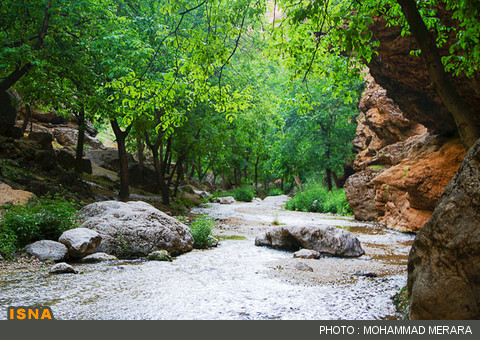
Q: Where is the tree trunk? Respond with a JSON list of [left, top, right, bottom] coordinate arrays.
[[111, 119, 132, 201], [137, 138, 144, 168], [254, 155, 259, 188], [0, 0, 52, 93], [21, 104, 31, 133], [398, 0, 479, 150], [325, 168, 333, 191], [294, 175, 303, 192], [151, 148, 170, 205], [75, 105, 86, 173]]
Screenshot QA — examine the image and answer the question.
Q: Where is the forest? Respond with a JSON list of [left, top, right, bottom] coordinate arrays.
[[1, 0, 479, 321]]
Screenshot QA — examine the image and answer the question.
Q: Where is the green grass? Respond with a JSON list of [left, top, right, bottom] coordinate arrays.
[[0, 195, 80, 258], [267, 188, 284, 196], [285, 182, 353, 216]]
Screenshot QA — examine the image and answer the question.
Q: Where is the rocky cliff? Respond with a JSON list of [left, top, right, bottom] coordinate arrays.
[[345, 73, 464, 233]]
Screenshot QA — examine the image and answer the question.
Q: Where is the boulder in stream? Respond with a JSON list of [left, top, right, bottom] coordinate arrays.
[[59, 228, 102, 259], [80, 201, 193, 257], [49, 262, 77, 274], [25, 240, 68, 262], [255, 225, 364, 258], [214, 196, 235, 204]]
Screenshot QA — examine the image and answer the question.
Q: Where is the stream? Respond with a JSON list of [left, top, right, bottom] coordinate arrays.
[[0, 195, 414, 320]]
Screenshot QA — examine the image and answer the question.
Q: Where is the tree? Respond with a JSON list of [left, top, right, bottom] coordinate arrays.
[[273, 0, 480, 149]]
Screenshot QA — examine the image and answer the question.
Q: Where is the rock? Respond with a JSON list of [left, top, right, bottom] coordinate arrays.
[[147, 250, 172, 262], [85, 148, 135, 172], [0, 254, 4, 261], [207, 235, 219, 247], [49, 262, 77, 274], [215, 196, 235, 204], [81, 252, 118, 263], [0, 91, 20, 137], [34, 150, 58, 171], [353, 271, 378, 278], [193, 190, 212, 199], [58, 228, 102, 259], [295, 262, 313, 272], [255, 225, 364, 258], [27, 132, 53, 150], [293, 249, 321, 259], [128, 164, 157, 192], [178, 185, 195, 194], [53, 126, 104, 150], [25, 240, 68, 262], [408, 138, 480, 320], [80, 201, 194, 257], [344, 171, 378, 221], [56, 149, 92, 174], [0, 183, 35, 206]]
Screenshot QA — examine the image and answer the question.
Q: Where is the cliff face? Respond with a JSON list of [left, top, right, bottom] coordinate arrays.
[[345, 5, 480, 233], [345, 74, 464, 233]]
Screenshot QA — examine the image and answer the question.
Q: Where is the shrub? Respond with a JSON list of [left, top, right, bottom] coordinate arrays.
[[285, 182, 353, 216], [232, 186, 254, 202], [0, 195, 79, 257], [267, 188, 284, 196], [189, 214, 215, 249]]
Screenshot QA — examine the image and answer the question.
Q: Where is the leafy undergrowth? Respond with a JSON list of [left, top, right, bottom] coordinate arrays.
[[0, 195, 80, 258], [189, 214, 216, 249], [393, 286, 410, 320], [285, 182, 353, 216]]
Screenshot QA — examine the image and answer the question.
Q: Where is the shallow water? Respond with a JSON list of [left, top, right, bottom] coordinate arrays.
[[0, 196, 414, 320]]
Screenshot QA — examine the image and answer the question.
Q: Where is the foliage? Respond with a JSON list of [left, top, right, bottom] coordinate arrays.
[[189, 214, 215, 249], [285, 182, 353, 216], [233, 186, 255, 202], [0, 195, 79, 256], [267, 188, 284, 196]]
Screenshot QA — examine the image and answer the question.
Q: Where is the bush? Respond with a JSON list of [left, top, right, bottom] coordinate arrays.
[[285, 182, 353, 216], [0, 195, 79, 257], [189, 214, 215, 249], [267, 188, 284, 196], [232, 186, 254, 202]]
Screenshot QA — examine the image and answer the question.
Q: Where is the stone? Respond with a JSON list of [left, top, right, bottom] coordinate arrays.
[[353, 271, 378, 278], [255, 225, 364, 258], [344, 171, 378, 221], [56, 149, 93, 174], [0, 183, 35, 206], [293, 249, 321, 259], [215, 196, 235, 204], [27, 131, 53, 150], [59, 228, 102, 259], [0, 91, 19, 136], [34, 150, 58, 171], [295, 262, 313, 272], [193, 190, 212, 199], [147, 250, 172, 262], [128, 164, 157, 192], [80, 201, 194, 257], [85, 148, 135, 172], [207, 235, 219, 247], [408, 138, 480, 320], [80, 252, 118, 263], [53, 126, 104, 150], [25, 240, 68, 262], [49, 262, 77, 274]]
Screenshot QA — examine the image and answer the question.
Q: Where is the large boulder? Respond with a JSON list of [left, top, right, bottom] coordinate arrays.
[[215, 196, 235, 204], [80, 201, 193, 257], [85, 148, 135, 172], [49, 262, 77, 274], [0, 91, 20, 137], [255, 225, 364, 257], [58, 228, 102, 259], [25, 240, 68, 262], [0, 183, 35, 206], [408, 138, 480, 320]]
